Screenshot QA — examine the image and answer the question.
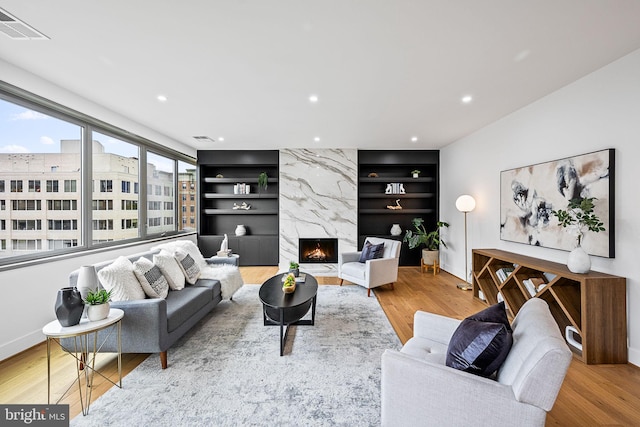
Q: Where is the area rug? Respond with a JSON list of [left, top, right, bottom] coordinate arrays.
[[71, 284, 402, 426]]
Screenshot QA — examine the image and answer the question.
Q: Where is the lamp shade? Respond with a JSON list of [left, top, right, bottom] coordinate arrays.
[[456, 195, 476, 213]]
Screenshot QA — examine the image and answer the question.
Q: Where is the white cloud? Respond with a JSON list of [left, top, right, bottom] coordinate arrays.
[[0, 145, 31, 153], [9, 110, 49, 121], [40, 136, 55, 145]]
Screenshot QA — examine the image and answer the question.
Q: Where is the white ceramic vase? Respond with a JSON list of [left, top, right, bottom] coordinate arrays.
[[235, 224, 246, 236], [567, 244, 591, 274], [390, 224, 402, 236], [87, 303, 110, 321]]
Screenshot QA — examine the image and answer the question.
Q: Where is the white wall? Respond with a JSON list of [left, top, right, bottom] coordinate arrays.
[[440, 49, 640, 366]]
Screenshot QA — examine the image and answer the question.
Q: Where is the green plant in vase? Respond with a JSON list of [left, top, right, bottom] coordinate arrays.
[[258, 172, 268, 191], [403, 218, 449, 268]]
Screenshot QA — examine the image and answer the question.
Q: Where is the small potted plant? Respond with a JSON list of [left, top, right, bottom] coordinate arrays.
[[403, 218, 449, 267], [551, 197, 605, 273], [411, 169, 421, 178], [258, 172, 268, 191], [289, 261, 300, 277], [84, 288, 113, 321]]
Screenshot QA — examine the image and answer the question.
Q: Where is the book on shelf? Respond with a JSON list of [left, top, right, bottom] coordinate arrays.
[[523, 277, 546, 297], [496, 267, 514, 283]]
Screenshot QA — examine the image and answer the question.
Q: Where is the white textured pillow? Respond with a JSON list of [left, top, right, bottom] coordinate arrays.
[[97, 256, 146, 301], [174, 249, 201, 285], [133, 257, 169, 299], [154, 240, 208, 270], [153, 250, 185, 290]]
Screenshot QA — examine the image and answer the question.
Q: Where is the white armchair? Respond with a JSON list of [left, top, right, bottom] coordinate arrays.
[[338, 237, 401, 297], [381, 298, 572, 426]]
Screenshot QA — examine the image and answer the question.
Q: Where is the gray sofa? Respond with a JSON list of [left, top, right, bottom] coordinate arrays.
[[66, 243, 235, 369], [381, 298, 572, 426]]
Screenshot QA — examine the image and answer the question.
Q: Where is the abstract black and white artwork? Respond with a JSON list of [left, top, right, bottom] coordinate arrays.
[[500, 149, 614, 257]]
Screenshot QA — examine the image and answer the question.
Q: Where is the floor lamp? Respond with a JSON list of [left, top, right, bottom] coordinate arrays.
[[455, 195, 476, 290]]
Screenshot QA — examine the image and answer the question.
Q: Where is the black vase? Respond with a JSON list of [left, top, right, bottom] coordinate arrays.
[[54, 287, 84, 327]]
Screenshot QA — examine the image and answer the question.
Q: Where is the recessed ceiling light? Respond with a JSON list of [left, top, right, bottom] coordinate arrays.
[[309, 95, 319, 103], [411, 137, 418, 142], [314, 137, 320, 142], [218, 137, 225, 142], [157, 95, 168, 102], [461, 95, 473, 104]]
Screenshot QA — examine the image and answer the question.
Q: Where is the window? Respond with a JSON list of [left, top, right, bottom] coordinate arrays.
[[64, 180, 77, 192], [46, 180, 59, 192], [147, 151, 176, 235], [148, 217, 161, 227], [0, 180, 4, 192], [122, 180, 131, 193], [164, 202, 173, 210], [0, 200, 4, 210], [0, 220, 5, 230], [92, 200, 113, 210], [47, 200, 77, 210], [12, 240, 43, 251], [182, 194, 187, 201], [121, 200, 138, 210], [11, 180, 23, 192], [12, 220, 42, 231], [92, 219, 113, 230], [100, 180, 113, 192], [121, 218, 138, 230], [47, 220, 78, 230], [12, 200, 42, 210], [190, 194, 195, 201], [164, 217, 174, 226], [134, 182, 139, 194], [154, 185, 162, 196], [1, 240, 5, 250], [28, 180, 41, 192], [48, 239, 78, 250]]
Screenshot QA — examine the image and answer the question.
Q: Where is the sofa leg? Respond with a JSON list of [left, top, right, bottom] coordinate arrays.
[[339, 279, 343, 286], [390, 283, 395, 290], [367, 288, 371, 297], [160, 351, 168, 369]]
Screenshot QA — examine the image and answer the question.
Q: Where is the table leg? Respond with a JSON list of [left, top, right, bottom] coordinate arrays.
[[46, 337, 51, 405], [279, 308, 285, 356]]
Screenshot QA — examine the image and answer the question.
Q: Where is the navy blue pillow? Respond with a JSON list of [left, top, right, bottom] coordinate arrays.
[[445, 302, 513, 378], [359, 241, 385, 263]]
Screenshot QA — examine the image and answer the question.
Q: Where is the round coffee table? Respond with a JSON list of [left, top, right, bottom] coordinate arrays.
[[259, 272, 318, 356]]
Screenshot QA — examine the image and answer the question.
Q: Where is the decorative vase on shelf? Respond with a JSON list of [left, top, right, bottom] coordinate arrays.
[[235, 224, 246, 236], [567, 238, 590, 274], [54, 287, 84, 327], [390, 224, 402, 236]]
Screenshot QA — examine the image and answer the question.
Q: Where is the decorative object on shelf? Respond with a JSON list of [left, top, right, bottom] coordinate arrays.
[[235, 224, 247, 236], [456, 195, 476, 290], [500, 149, 613, 257], [386, 199, 402, 210], [552, 197, 605, 274], [84, 288, 112, 321], [76, 265, 99, 317], [411, 169, 421, 178], [565, 325, 583, 352], [289, 261, 300, 277], [282, 273, 296, 293], [54, 287, 84, 327], [385, 183, 406, 194], [390, 224, 402, 236], [368, 172, 379, 178], [258, 172, 268, 191], [216, 174, 224, 178], [234, 183, 250, 194], [232, 202, 251, 210], [403, 218, 449, 273]]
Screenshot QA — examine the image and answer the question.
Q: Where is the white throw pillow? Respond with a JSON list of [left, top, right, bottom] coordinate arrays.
[[153, 250, 185, 290], [152, 240, 208, 270], [133, 257, 170, 299], [174, 249, 201, 285], [97, 256, 146, 301]]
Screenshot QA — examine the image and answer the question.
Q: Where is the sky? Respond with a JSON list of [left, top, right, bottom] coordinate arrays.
[[0, 97, 188, 172]]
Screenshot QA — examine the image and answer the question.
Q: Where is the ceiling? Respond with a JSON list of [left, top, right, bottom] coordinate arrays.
[[2, 1, 640, 151]]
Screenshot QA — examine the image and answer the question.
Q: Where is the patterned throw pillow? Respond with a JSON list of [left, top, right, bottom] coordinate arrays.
[[153, 250, 186, 290], [133, 257, 169, 299], [174, 249, 201, 285], [359, 241, 385, 263], [97, 256, 146, 301]]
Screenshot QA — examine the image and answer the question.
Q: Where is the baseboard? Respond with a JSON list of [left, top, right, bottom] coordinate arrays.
[[0, 329, 43, 363], [627, 346, 639, 367]]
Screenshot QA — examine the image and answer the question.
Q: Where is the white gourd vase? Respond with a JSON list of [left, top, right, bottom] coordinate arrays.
[[235, 225, 246, 236], [390, 224, 402, 236], [567, 237, 590, 274]]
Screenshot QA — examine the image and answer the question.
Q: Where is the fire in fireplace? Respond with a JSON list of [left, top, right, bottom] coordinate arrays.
[[298, 238, 338, 264]]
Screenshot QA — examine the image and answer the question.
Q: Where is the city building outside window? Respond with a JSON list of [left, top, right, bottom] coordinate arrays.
[[46, 180, 59, 192]]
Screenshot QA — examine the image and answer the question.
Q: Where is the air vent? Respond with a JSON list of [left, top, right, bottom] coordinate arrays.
[[0, 8, 49, 40], [193, 136, 216, 143]]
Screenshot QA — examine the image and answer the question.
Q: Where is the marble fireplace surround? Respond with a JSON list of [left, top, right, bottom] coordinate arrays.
[[279, 149, 358, 275]]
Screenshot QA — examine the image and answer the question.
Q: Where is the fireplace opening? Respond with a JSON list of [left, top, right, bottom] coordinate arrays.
[[298, 238, 338, 264]]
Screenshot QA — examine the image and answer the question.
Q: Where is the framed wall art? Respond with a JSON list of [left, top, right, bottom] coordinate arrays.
[[500, 149, 614, 257]]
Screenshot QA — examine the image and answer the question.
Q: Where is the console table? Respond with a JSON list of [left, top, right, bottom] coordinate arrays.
[[42, 308, 124, 415], [472, 249, 627, 364]]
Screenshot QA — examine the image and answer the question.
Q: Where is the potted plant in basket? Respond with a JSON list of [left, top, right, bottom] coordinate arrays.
[[551, 197, 605, 273], [84, 289, 113, 321], [403, 218, 449, 267]]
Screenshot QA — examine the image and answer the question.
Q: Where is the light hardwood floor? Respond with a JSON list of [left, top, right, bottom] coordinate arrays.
[[1, 266, 639, 425]]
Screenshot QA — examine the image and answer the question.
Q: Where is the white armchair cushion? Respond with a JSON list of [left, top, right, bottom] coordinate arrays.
[[340, 262, 366, 280]]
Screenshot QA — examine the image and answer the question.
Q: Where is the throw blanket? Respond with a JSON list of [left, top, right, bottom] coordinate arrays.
[[199, 263, 244, 299]]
